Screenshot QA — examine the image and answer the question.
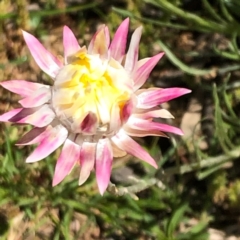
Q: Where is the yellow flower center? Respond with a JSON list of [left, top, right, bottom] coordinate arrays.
[[52, 48, 133, 136]]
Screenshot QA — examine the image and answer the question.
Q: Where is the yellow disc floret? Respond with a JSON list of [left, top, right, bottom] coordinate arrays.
[[52, 47, 133, 136]]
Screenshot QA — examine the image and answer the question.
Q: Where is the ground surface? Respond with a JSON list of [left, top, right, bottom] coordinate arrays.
[[1, 0, 240, 239]]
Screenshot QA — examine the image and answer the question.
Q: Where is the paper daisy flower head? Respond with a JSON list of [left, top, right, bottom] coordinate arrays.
[[0, 18, 191, 194]]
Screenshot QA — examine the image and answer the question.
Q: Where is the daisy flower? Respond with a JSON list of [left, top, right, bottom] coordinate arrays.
[[0, 18, 191, 194]]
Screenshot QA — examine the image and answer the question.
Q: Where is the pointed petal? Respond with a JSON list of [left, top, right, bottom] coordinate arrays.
[[133, 52, 164, 90], [124, 26, 142, 72], [137, 88, 192, 109], [123, 126, 168, 137], [0, 80, 46, 97], [95, 139, 113, 195], [63, 26, 80, 62], [22, 30, 62, 78], [135, 57, 151, 69], [8, 108, 35, 122], [88, 25, 110, 57], [26, 125, 68, 163], [79, 142, 96, 185], [16, 126, 48, 145], [52, 139, 81, 186], [9, 105, 55, 127], [111, 140, 127, 158], [112, 130, 157, 168], [109, 18, 129, 62], [132, 109, 174, 120], [0, 108, 22, 122], [128, 118, 183, 135], [19, 87, 51, 108]]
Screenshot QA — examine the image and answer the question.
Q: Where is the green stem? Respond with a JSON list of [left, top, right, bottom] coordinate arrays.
[[164, 146, 240, 175]]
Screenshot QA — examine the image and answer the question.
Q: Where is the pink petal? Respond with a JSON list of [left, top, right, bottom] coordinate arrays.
[[16, 126, 48, 145], [133, 52, 164, 90], [0, 108, 22, 122], [135, 57, 151, 69], [137, 88, 192, 109], [111, 140, 127, 158], [123, 126, 167, 137], [79, 142, 96, 185], [19, 87, 51, 108], [22, 30, 62, 78], [112, 130, 157, 168], [109, 104, 121, 134], [95, 139, 113, 195], [0, 80, 46, 97], [124, 26, 142, 73], [80, 112, 98, 134], [128, 118, 183, 135], [121, 99, 134, 124], [26, 125, 68, 163], [132, 109, 174, 120], [8, 108, 35, 122], [63, 26, 80, 62], [88, 25, 110, 58], [9, 105, 55, 127], [52, 139, 81, 186], [109, 18, 129, 62]]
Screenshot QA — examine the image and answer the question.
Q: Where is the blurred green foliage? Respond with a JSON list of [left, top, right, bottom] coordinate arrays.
[[1, 0, 240, 239]]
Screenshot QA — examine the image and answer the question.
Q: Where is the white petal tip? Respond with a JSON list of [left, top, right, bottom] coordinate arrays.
[[52, 180, 60, 187], [97, 181, 109, 195], [26, 157, 35, 163], [78, 173, 90, 186], [99, 187, 106, 196]]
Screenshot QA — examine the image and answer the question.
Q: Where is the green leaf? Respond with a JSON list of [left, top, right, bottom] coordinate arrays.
[[157, 40, 214, 76], [144, 0, 226, 32], [166, 204, 189, 237]]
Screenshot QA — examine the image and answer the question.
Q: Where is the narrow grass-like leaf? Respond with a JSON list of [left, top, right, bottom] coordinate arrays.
[[166, 204, 189, 237], [213, 44, 240, 60], [203, 0, 226, 23], [144, 0, 226, 32], [112, 7, 189, 30], [158, 40, 213, 76], [0, 3, 100, 20], [219, 0, 236, 22]]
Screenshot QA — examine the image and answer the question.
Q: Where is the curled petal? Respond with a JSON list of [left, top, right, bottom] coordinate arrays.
[[22, 30, 62, 78], [124, 26, 142, 73], [133, 52, 164, 90], [80, 112, 98, 134], [0, 108, 22, 122], [19, 87, 51, 108], [9, 105, 55, 127], [137, 88, 192, 109], [0, 80, 46, 97], [128, 118, 183, 135], [26, 125, 68, 163], [63, 26, 80, 63], [16, 126, 48, 145], [79, 142, 96, 185], [112, 130, 157, 168], [95, 138, 113, 195], [88, 25, 110, 58], [52, 139, 81, 186], [109, 18, 129, 62]]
